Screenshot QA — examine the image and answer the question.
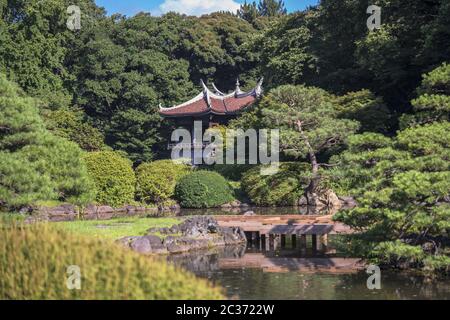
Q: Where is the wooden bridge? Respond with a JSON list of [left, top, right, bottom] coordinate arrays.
[[215, 215, 352, 251]]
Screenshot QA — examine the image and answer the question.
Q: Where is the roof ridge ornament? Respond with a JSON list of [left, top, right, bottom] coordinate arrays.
[[255, 77, 264, 97], [212, 83, 225, 96], [201, 79, 212, 109], [235, 78, 243, 96]]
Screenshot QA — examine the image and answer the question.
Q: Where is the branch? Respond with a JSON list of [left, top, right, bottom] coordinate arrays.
[[318, 163, 340, 167]]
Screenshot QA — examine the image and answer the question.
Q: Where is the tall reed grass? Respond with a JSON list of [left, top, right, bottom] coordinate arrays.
[[0, 221, 223, 299]]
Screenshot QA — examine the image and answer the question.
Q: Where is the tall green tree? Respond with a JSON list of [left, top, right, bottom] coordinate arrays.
[[231, 85, 359, 205], [400, 63, 450, 128], [258, 0, 287, 17], [331, 124, 450, 274], [238, 1, 259, 25], [0, 74, 94, 209]]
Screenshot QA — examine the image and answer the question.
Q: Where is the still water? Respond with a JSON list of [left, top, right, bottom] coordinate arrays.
[[164, 238, 449, 300], [157, 207, 450, 299], [163, 207, 450, 300]]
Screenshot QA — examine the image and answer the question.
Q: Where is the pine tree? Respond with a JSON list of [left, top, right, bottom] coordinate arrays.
[[258, 0, 287, 17], [0, 74, 94, 209], [237, 1, 259, 24]]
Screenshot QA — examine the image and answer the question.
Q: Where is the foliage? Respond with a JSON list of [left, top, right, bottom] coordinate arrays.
[[353, 0, 449, 108], [82, 151, 136, 207], [331, 122, 450, 273], [241, 162, 311, 206], [0, 222, 223, 299], [135, 160, 190, 205], [0, 74, 94, 208], [238, 0, 287, 26], [43, 108, 106, 151], [232, 85, 359, 204], [208, 164, 255, 181], [175, 171, 235, 208], [335, 90, 392, 133], [400, 63, 450, 128]]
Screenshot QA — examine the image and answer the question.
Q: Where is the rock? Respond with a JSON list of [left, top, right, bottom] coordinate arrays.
[[338, 196, 358, 208], [84, 204, 97, 217], [230, 200, 242, 207], [220, 203, 232, 208], [116, 236, 138, 246], [126, 215, 246, 255], [19, 206, 34, 214], [325, 190, 342, 209], [144, 235, 167, 253], [97, 205, 114, 214], [130, 237, 152, 254], [169, 225, 180, 234], [243, 211, 255, 216], [114, 206, 127, 213], [298, 196, 308, 206]]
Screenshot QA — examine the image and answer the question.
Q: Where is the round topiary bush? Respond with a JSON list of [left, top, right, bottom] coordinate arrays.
[[83, 151, 136, 207], [0, 222, 224, 299], [135, 160, 190, 205], [175, 171, 235, 208]]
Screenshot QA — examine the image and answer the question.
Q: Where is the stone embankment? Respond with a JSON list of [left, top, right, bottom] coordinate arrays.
[[23, 204, 179, 223], [117, 216, 246, 255]]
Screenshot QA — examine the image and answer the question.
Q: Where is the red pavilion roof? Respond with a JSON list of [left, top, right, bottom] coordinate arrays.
[[159, 78, 263, 117]]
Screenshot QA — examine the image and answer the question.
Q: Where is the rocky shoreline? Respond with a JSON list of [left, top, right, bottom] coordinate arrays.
[[23, 203, 179, 223], [117, 216, 247, 255]]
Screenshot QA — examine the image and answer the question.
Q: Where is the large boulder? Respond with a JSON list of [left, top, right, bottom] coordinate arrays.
[[120, 216, 246, 255]]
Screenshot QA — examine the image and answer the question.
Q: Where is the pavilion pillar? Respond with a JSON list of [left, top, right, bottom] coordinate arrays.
[[281, 234, 286, 248], [291, 234, 297, 248], [269, 234, 275, 250], [319, 234, 328, 251], [261, 234, 267, 251], [299, 234, 307, 248], [311, 234, 318, 251]]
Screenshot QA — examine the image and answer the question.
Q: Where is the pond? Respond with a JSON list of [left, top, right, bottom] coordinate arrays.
[[158, 206, 449, 300], [164, 240, 449, 300]]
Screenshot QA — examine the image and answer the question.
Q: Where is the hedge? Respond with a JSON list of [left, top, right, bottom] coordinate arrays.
[[83, 151, 136, 207], [175, 171, 235, 208], [135, 160, 190, 204]]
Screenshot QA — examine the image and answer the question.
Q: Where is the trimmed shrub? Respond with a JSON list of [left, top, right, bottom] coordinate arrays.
[[175, 171, 235, 208], [136, 160, 190, 204], [241, 162, 311, 206], [0, 222, 224, 299], [83, 151, 136, 207]]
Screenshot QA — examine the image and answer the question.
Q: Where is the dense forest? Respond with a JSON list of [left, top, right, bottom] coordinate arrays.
[[0, 0, 449, 274]]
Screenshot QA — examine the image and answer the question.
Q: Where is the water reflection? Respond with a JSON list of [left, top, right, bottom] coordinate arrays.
[[165, 244, 450, 300], [177, 205, 339, 216]]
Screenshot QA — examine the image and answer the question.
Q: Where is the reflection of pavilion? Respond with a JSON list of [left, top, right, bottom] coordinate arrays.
[[218, 254, 364, 274], [159, 79, 263, 163]]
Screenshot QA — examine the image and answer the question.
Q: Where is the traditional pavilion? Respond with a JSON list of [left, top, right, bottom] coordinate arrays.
[[159, 78, 263, 162]]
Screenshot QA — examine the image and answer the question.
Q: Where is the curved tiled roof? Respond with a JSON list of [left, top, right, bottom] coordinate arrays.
[[159, 78, 263, 117]]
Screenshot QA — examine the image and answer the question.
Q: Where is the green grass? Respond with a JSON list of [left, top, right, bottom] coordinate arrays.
[[55, 216, 181, 240]]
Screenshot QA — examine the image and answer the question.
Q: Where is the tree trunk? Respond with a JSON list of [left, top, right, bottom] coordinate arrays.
[[295, 120, 320, 206]]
